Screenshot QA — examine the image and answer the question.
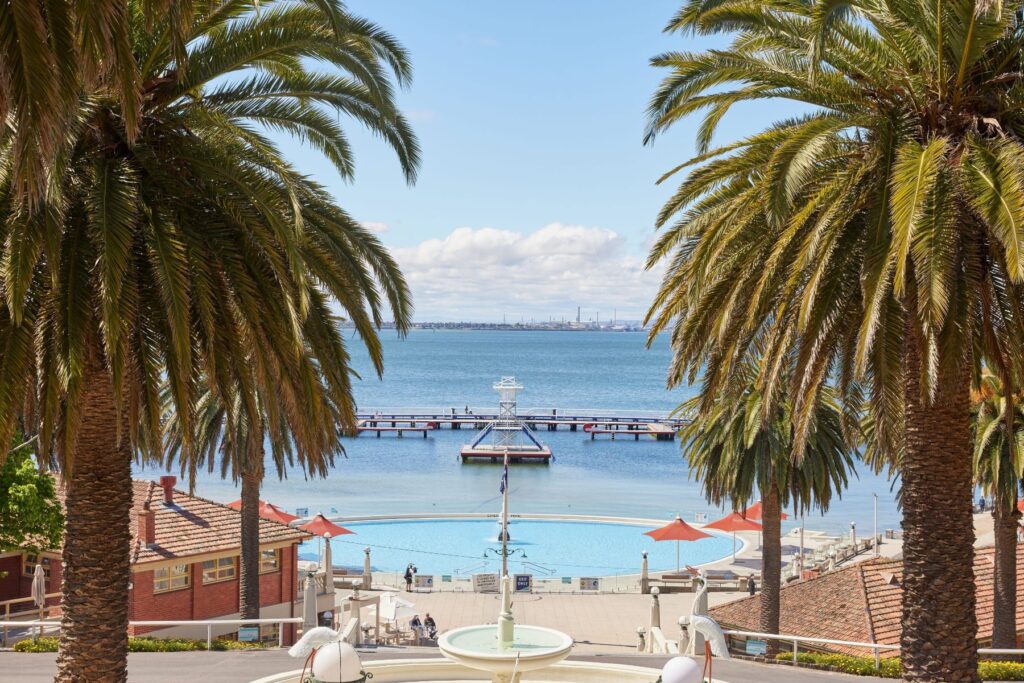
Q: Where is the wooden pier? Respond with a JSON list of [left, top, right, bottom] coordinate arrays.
[[355, 408, 686, 434], [356, 420, 437, 438], [583, 422, 675, 441]]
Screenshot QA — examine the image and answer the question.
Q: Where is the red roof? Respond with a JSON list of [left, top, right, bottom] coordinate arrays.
[[644, 516, 711, 542], [56, 478, 310, 565], [709, 545, 1024, 657]]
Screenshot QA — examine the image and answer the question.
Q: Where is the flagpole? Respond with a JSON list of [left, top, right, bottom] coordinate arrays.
[[501, 449, 510, 579]]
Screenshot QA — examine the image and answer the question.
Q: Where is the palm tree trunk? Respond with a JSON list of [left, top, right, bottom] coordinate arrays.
[[55, 358, 132, 682], [759, 483, 782, 656], [901, 322, 979, 682], [990, 498, 1020, 652], [238, 466, 262, 621]]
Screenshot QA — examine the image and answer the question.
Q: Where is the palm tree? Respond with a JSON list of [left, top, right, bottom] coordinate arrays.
[[163, 377, 351, 621], [0, 2, 417, 680], [680, 366, 855, 652], [972, 369, 1023, 651], [0, 1, 196, 205], [645, 2, 1024, 679]]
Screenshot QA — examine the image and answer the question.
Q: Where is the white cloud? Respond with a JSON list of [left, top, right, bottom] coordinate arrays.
[[361, 221, 389, 234], [392, 223, 662, 321]]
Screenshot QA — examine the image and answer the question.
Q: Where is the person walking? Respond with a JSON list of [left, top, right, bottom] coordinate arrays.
[[404, 564, 414, 591], [746, 575, 757, 596]]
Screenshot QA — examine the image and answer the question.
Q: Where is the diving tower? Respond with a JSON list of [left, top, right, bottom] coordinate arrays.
[[460, 377, 552, 463]]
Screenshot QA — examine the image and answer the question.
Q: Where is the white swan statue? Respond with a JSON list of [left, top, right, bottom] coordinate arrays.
[[288, 626, 342, 658], [679, 572, 730, 659]]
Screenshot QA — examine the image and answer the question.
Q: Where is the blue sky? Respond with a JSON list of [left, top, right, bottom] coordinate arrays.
[[288, 1, 789, 321]]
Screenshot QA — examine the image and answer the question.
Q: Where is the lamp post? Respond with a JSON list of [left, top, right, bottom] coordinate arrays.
[[873, 494, 879, 556]]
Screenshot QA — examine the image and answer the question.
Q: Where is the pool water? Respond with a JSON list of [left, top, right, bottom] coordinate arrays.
[[299, 517, 734, 577]]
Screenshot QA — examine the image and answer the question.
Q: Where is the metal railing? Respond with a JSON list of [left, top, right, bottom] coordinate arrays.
[[720, 629, 1024, 669], [0, 617, 303, 650], [1, 592, 60, 646]]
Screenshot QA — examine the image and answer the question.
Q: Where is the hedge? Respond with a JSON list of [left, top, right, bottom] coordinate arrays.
[[14, 636, 265, 653], [775, 652, 1024, 680]]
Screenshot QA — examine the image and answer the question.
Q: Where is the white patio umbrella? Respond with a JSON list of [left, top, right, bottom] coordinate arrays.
[[30, 564, 46, 637], [322, 532, 334, 595], [378, 592, 416, 623], [30, 564, 46, 609]]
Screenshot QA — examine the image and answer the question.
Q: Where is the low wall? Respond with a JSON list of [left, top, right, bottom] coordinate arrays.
[[249, 658, 693, 683]]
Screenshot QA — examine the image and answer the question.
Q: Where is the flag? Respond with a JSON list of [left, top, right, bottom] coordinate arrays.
[[499, 461, 508, 494]]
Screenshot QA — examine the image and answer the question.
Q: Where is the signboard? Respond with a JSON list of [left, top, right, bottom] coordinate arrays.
[[745, 639, 767, 656], [442, 575, 452, 583], [514, 574, 533, 593], [295, 507, 309, 518], [579, 577, 600, 591], [694, 512, 708, 523], [414, 574, 434, 589], [473, 573, 499, 593], [561, 576, 572, 585], [238, 626, 259, 643]]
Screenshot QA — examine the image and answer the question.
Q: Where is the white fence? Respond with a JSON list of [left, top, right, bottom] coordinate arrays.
[[0, 618, 303, 650], [720, 628, 1024, 668]]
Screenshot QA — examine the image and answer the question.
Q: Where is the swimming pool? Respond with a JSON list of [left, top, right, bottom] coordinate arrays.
[[298, 517, 735, 577]]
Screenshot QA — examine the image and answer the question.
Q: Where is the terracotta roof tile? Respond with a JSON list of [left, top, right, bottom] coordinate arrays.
[[709, 545, 1024, 658], [56, 478, 310, 565]]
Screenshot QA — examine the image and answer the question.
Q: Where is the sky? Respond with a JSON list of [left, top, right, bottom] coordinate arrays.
[[284, 1, 793, 322]]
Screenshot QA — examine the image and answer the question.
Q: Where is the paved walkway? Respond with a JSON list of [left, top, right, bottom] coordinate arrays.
[[0, 649, 890, 683]]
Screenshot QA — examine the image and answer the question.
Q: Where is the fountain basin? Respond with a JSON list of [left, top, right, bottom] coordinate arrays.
[[438, 624, 573, 679]]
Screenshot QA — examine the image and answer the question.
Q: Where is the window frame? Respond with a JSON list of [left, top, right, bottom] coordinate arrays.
[[259, 548, 281, 574], [202, 556, 237, 584], [153, 563, 191, 594], [22, 553, 52, 579]]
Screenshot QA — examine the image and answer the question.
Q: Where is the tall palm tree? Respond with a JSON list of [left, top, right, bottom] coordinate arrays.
[[645, 2, 1024, 679], [972, 369, 1023, 651], [680, 366, 855, 652], [0, 2, 417, 680], [163, 375, 352, 621], [0, 1, 196, 205]]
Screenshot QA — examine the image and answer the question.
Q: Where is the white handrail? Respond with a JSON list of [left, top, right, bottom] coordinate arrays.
[[0, 617, 304, 650], [721, 628, 1024, 669]]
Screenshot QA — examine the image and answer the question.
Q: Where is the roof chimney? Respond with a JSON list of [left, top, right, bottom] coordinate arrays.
[[138, 501, 155, 546], [158, 476, 176, 505]]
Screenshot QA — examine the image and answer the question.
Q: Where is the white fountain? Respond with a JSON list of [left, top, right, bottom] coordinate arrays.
[[438, 451, 573, 683]]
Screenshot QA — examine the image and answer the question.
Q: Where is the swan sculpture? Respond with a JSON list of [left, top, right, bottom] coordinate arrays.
[[288, 626, 342, 658], [679, 572, 730, 659]]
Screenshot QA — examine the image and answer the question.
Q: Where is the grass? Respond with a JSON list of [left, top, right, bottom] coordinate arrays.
[[14, 636, 267, 653], [775, 652, 1024, 680]]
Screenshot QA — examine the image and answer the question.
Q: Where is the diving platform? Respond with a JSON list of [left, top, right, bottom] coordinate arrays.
[[460, 377, 552, 464], [583, 422, 675, 441], [356, 420, 437, 438]]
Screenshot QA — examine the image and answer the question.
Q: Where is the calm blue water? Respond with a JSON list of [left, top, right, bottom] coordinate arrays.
[[299, 518, 735, 576], [139, 330, 902, 542]]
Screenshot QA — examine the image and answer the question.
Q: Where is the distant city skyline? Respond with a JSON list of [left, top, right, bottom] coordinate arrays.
[[276, 1, 802, 321]]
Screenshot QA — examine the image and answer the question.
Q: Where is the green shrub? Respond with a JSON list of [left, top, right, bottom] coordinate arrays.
[[979, 661, 1024, 682], [774, 652, 1024, 680], [14, 636, 265, 653]]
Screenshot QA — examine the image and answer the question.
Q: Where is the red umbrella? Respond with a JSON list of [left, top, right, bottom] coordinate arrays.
[[1018, 499, 1024, 513], [259, 501, 299, 525], [299, 513, 355, 538], [742, 500, 789, 521], [643, 516, 711, 572], [705, 512, 762, 561], [226, 499, 299, 524]]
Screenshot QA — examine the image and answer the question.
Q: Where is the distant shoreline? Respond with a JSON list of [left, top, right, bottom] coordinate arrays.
[[341, 322, 647, 332]]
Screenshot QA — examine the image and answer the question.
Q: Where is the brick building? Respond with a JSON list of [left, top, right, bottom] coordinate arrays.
[[709, 544, 1024, 657], [0, 476, 310, 644]]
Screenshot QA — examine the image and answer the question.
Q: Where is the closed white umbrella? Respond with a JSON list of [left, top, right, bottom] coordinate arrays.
[[30, 564, 46, 637], [30, 564, 46, 608], [302, 572, 318, 632], [322, 532, 334, 595]]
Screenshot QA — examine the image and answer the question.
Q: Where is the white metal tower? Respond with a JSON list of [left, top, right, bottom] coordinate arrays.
[[493, 376, 523, 450]]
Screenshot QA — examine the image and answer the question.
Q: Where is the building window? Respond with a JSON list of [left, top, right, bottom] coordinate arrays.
[[259, 548, 281, 574], [202, 556, 237, 584], [22, 553, 52, 578], [153, 563, 190, 593]]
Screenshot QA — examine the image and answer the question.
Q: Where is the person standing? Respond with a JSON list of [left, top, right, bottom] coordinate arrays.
[[404, 564, 414, 591], [747, 575, 757, 596]]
